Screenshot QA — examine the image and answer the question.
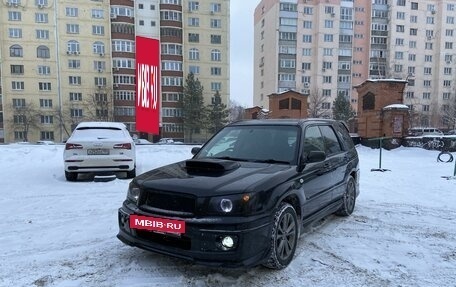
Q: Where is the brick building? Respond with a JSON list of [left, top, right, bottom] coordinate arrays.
[[355, 79, 409, 139]]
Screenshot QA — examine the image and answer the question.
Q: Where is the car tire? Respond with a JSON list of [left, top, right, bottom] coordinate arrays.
[[335, 176, 356, 216], [263, 202, 298, 270], [65, 171, 78, 182], [126, 167, 136, 179]]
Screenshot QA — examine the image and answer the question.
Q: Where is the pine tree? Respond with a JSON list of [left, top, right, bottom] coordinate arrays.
[[332, 93, 356, 122], [207, 90, 229, 133], [182, 73, 206, 142]]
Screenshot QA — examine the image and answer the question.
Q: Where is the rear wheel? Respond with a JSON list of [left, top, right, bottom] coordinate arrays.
[[263, 202, 298, 269], [335, 176, 356, 216], [65, 171, 78, 182], [126, 167, 136, 179]]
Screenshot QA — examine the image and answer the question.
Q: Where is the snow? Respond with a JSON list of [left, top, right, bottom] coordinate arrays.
[[382, 104, 410, 110], [1, 144, 455, 287]]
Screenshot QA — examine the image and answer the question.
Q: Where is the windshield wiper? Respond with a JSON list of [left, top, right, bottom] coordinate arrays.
[[211, 156, 251, 162], [253, 159, 291, 164]]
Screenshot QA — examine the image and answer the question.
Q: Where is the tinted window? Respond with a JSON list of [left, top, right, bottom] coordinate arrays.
[[303, 126, 325, 154], [319, 125, 342, 155]]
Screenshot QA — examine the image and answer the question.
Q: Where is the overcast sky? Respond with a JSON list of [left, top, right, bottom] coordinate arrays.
[[229, 0, 261, 107]]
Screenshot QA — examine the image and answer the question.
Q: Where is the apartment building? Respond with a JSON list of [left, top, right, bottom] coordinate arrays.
[[0, 0, 229, 143], [254, 0, 456, 129]]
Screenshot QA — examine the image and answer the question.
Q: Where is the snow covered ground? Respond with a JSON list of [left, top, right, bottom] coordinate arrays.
[[0, 144, 455, 287]]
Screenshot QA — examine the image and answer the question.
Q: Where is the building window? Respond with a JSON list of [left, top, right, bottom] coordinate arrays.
[[303, 35, 312, 43], [93, 42, 105, 54], [92, 9, 104, 19], [37, 46, 50, 58], [211, 82, 221, 91], [188, 33, 199, 43], [12, 81, 25, 91], [10, 65, 24, 75], [303, 7, 313, 15], [443, 80, 451, 87], [322, 102, 331, 109], [8, 11, 22, 21], [36, 29, 49, 39], [38, 82, 52, 91], [303, 21, 312, 29], [38, 65, 51, 75], [70, 109, 83, 118], [40, 131, 54, 140], [189, 48, 199, 60], [9, 28, 22, 38], [210, 19, 221, 28], [443, 93, 451, 100], [40, 115, 53, 124], [39, 99, 52, 108], [188, 1, 199, 11], [69, 76, 81, 85], [211, 3, 221, 13], [69, 92, 82, 101], [323, 34, 333, 42], [211, 49, 221, 61], [210, 67, 222, 75], [68, 59, 80, 69], [189, 65, 200, 74], [210, 35, 221, 44], [13, 98, 26, 107], [66, 24, 79, 34], [95, 77, 107, 87], [424, 67, 432, 75], [188, 17, 199, 27], [411, 2, 418, 10], [92, 25, 105, 36], [65, 7, 78, 17], [35, 13, 48, 23]]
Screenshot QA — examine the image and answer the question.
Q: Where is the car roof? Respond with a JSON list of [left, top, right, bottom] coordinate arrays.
[[75, 121, 127, 129], [229, 118, 338, 127]]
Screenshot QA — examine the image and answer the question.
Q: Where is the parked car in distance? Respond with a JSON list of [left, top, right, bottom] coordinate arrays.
[[445, 129, 456, 136], [134, 138, 153, 145], [117, 119, 360, 269], [408, 127, 444, 137], [63, 122, 136, 181]]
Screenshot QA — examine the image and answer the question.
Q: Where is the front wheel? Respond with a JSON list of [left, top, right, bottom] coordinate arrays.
[[65, 171, 78, 182], [263, 202, 299, 269], [335, 176, 356, 216]]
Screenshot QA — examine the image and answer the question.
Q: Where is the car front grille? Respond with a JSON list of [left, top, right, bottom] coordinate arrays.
[[140, 189, 196, 216]]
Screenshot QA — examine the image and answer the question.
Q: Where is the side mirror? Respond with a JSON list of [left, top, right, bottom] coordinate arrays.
[[297, 150, 326, 172], [191, 147, 201, 155], [307, 151, 326, 163]]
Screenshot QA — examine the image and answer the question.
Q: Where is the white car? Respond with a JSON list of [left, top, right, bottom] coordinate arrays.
[[63, 122, 136, 181]]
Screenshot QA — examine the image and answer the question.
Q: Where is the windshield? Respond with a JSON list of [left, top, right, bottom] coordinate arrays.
[[195, 125, 299, 164]]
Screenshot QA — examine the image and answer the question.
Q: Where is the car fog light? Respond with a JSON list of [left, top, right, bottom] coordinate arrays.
[[221, 236, 234, 248], [220, 199, 233, 213]]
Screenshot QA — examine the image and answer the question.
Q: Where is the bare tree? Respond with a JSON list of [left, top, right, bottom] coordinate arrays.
[[8, 102, 40, 142], [228, 100, 245, 122], [441, 96, 456, 129], [307, 88, 330, 118], [83, 92, 115, 122]]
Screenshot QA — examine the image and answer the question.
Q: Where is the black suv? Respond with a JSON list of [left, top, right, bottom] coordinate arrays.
[[117, 119, 360, 269]]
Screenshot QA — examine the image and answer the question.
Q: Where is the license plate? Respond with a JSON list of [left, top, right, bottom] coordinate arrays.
[[87, 148, 109, 155], [129, 215, 186, 234]]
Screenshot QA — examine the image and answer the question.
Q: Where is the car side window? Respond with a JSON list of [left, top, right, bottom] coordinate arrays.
[[319, 125, 342, 155], [303, 126, 325, 155]]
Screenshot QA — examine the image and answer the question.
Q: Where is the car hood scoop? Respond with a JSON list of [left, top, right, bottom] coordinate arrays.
[[185, 158, 240, 174]]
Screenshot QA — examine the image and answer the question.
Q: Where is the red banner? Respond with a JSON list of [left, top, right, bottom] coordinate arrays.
[[130, 215, 186, 234], [135, 36, 160, 134]]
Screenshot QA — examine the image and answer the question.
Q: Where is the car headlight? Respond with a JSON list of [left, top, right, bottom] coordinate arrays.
[[208, 193, 256, 215], [127, 182, 141, 204]]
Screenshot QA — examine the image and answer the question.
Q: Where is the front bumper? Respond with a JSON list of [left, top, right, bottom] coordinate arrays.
[[117, 203, 273, 268]]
